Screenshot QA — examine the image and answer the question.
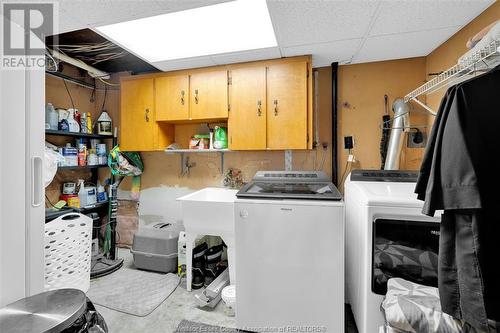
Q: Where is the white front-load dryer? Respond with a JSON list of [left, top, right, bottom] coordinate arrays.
[[344, 171, 440, 333]]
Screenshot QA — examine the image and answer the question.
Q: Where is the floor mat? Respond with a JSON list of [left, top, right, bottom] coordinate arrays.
[[175, 320, 239, 332], [87, 269, 180, 317]]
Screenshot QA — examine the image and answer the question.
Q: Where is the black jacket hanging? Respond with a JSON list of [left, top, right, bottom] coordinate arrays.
[[416, 65, 500, 331]]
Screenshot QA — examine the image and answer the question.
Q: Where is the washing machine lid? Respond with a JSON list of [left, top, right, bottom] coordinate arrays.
[[348, 178, 424, 208], [237, 171, 342, 200]]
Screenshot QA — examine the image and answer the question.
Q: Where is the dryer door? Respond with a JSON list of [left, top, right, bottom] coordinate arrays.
[[372, 218, 440, 295]]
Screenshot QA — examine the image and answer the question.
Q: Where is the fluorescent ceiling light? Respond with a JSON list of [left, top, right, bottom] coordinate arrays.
[[95, 0, 277, 63]]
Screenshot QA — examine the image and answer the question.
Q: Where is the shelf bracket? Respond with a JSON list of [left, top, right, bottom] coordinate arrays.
[[180, 153, 186, 175], [410, 98, 437, 116], [285, 150, 293, 171], [220, 152, 225, 175]]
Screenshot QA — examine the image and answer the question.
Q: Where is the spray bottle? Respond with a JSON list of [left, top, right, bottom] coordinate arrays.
[[77, 179, 86, 208]]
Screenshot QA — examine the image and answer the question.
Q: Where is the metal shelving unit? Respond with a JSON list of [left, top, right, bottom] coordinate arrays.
[[45, 129, 123, 277]]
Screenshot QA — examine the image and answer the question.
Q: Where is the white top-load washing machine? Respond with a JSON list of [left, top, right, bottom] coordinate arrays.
[[235, 171, 345, 333], [344, 170, 441, 333]]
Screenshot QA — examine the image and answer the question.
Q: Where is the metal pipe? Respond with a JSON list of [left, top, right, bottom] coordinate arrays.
[[331, 62, 339, 185], [45, 71, 118, 91], [49, 49, 110, 79], [384, 98, 409, 170]]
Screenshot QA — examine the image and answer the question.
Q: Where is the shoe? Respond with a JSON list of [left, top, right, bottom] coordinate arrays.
[[192, 242, 208, 290], [204, 244, 224, 286]]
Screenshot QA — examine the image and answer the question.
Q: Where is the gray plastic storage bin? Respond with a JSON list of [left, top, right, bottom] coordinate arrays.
[[131, 222, 184, 273]]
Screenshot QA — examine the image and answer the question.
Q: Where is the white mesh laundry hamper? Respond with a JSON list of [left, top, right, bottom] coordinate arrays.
[[44, 213, 92, 293]]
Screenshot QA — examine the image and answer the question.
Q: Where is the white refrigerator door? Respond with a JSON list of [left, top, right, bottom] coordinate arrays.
[[0, 35, 45, 306], [235, 201, 344, 333]]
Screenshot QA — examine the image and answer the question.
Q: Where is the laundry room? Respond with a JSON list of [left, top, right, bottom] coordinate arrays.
[[1, 1, 500, 333]]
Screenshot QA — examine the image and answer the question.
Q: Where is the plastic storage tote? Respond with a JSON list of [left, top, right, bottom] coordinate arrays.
[[131, 222, 184, 273]]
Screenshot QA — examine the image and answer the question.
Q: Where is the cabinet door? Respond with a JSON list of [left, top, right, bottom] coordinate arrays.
[[266, 62, 308, 149], [155, 75, 189, 121], [120, 78, 157, 151], [229, 66, 267, 150], [190, 70, 228, 120]]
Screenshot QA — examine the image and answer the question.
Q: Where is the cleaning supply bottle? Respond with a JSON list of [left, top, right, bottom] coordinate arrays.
[[86, 113, 93, 134], [97, 111, 112, 135], [46, 103, 58, 130], [77, 179, 86, 208], [213, 126, 228, 149], [97, 181, 107, 202], [67, 108, 81, 133]]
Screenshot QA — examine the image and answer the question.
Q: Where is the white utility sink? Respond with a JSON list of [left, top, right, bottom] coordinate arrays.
[[177, 187, 237, 236], [177, 187, 238, 290]]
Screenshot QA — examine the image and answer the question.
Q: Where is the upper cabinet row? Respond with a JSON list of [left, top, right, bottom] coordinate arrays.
[[119, 56, 312, 151]]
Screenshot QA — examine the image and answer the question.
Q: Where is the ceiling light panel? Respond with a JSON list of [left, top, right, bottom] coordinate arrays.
[[95, 0, 277, 62]]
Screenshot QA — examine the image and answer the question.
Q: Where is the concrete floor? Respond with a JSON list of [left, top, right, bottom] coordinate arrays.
[[90, 248, 236, 333], [90, 248, 358, 333]]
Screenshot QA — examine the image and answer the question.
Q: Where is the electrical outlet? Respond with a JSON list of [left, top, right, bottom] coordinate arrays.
[[347, 154, 356, 163], [344, 136, 354, 150], [407, 131, 426, 148]]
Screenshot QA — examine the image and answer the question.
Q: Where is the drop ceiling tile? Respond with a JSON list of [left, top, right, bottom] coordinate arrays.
[[154, 0, 232, 11], [370, 0, 494, 36], [54, 10, 82, 34], [267, 0, 380, 47], [57, 0, 165, 31], [353, 26, 460, 64], [282, 39, 362, 67], [152, 56, 216, 71], [210, 47, 281, 65]]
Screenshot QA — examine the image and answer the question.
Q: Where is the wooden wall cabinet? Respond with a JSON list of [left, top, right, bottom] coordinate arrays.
[[189, 70, 228, 121], [155, 70, 228, 122], [266, 61, 308, 149], [120, 78, 174, 151], [228, 66, 267, 150], [156, 75, 189, 121], [229, 60, 310, 150]]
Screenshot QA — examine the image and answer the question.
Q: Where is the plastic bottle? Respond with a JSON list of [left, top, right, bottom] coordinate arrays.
[[97, 111, 112, 135], [67, 108, 81, 133], [97, 182, 107, 202], [86, 113, 93, 134], [77, 179, 86, 208], [46, 103, 58, 130]]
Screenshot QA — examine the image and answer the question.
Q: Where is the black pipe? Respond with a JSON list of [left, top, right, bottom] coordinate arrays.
[[331, 62, 339, 186]]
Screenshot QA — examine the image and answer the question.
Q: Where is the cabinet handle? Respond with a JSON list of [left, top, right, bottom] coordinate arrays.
[[257, 100, 262, 116], [145, 108, 150, 122], [181, 90, 185, 105], [195, 89, 199, 104], [274, 99, 278, 116]]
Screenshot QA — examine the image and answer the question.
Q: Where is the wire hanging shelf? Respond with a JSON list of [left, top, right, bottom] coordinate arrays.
[[404, 39, 500, 104]]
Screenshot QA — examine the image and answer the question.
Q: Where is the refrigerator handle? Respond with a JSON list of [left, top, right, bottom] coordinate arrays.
[[31, 156, 43, 207]]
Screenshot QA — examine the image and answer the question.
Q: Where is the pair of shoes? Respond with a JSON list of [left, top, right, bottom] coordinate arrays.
[[204, 244, 224, 286], [191, 243, 225, 289], [192, 243, 208, 290]]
